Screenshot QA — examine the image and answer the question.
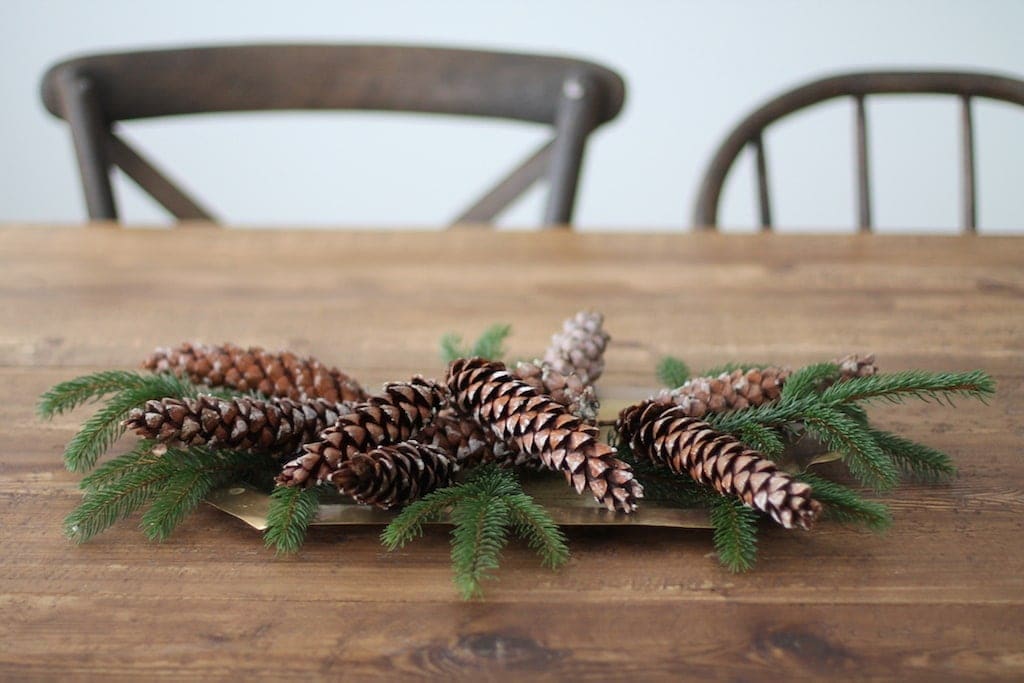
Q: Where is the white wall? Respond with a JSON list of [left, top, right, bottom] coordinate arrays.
[[2, 0, 1023, 232]]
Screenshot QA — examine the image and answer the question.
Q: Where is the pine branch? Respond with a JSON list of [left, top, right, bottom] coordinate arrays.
[[708, 398, 808, 434], [450, 492, 510, 600], [709, 495, 759, 573], [819, 370, 995, 407], [869, 429, 957, 482], [60, 373, 201, 473], [802, 405, 899, 492], [38, 370, 153, 419], [797, 472, 891, 530], [141, 467, 226, 541], [656, 356, 691, 388], [440, 333, 468, 365], [469, 324, 511, 361], [64, 463, 174, 543], [780, 362, 840, 400], [738, 422, 785, 460], [504, 492, 569, 569], [264, 486, 323, 554], [79, 440, 164, 491], [380, 485, 469, 550]]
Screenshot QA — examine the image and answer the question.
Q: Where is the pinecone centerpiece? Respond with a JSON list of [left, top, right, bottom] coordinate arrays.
[[329, 441, 456, 508], [617, 400, 821, 529], [446, 357, 643, 512]]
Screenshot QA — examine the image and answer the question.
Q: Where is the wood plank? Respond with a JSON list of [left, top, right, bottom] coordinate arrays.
[[1, 227, 1022, 679]]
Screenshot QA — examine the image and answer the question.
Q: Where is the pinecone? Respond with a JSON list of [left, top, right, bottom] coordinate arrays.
[[543, 311, 610, 386], [328, 441, 456, 508], [412, 409, 518, 468], [447, 358, 643, 512], [617, 400, 821, 529], [276, 377, 447, 488], [513, 360, 599, 423], [125, 395, 354, 455], [654, 355, 880, 419], [143, 342, 366, 403]]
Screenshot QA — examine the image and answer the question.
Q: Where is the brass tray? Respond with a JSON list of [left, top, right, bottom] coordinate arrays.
[[206, 398, 714, 530]]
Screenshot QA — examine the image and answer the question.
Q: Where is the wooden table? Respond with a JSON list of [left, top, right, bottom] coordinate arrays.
[[1, 226, 1022, 680]]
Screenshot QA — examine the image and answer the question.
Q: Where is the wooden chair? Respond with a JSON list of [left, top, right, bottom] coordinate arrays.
[[40, 44, 626, 227], [692, 70, 1024, 232]]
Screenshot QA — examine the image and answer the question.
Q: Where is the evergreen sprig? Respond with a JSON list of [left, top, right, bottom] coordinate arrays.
[[382, 466, 568, 599], [37, 370, 155, 418], [795, 472, 891, 530], [869, 429, 957, 482], [263, 486, 323, 554], [709, 496, 759, 573], [440, 324, 511, 364], [656, 356, 691, 388], [819, 370, 994, 406]]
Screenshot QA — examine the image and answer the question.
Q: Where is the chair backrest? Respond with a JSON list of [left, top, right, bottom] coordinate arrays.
[[41, 44, 626, 227], [692, 70, 1024, 232]]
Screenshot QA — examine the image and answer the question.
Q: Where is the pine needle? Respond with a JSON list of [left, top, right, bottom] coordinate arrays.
[[709, 496, 759, 573], [802, 405, 899, 492], [450, 492, 510, 599], [264, 486, 322, 554], [380, 485, 466, 550], [738, 422, 785, 459], [37, 370, 154, 419], [440, 333, 468, 365], [797, 472, 891, 531], [869, 429, 957, 482], [64, 464, 174, 543], [780, 362, 840, 400], [820, 370, 995, 407], [469, 324, 511, 361], [60, 373, 200, 473], [141, 467, 225, 541], [504, 492, 569, 569], [79, 440, 164, 491], [656, 356, 691, 388]]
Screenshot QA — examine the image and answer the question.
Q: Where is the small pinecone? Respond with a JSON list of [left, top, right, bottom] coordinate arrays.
[[328, 441, 456, 509], [513, 360, 599, 423], [143, 342, 366, 403], [412, 409, 518, 468], [276, 377, 447, 488], [447, 358, 643, 512], [654, 355, 880, 419], [125, 395, 354, 454], [655, 366, 791, 418], [543, 311, 610, 386], [617, 401, 821, 529]]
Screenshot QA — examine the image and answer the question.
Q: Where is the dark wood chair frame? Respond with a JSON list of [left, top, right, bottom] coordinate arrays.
[[41, 44, 626, 227], [692, 70, 1024, 232]]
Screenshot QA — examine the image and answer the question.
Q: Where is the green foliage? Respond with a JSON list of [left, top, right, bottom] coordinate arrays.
[[801, 405, 899, 492], [65, 461, 175, 543], [43, 372, 199, 473], [738, 422, 785, 460], [819, 370, 995, 406], [796, 472, 891, 531], [656, 356, 691, 388], [263, 486, 323, 554], [709, 496, 759, 573], [780, 362, 841, 400], [79, 439, 164, 491], [440, 323, 511, 364], [869, 429, 957, 482], [382, 465, 568, 599]]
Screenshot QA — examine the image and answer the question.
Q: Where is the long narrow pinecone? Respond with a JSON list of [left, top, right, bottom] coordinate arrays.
[[447, 358, 642, 512], [617, 400, 821, 529], [143, 342, 366, 402], [328, 441, 456, 508], [513, 360, 599, 423], [277, 377, 447, 488], [125, 395, 355, 455], [543, 311, 610, 386], [655, 354, 879, 418]]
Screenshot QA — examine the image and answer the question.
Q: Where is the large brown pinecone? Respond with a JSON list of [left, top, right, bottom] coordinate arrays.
[[276, 377, 447, 488], [328, 441, 456, 508], [617, 400, 821, 529], [513, 360, 599, 423], [654, 354, 879, 419], [125, 395, 354, 455], [447, 358, 643, 512], [412, 409, 519, 468], [543, 311, 610, 386], [143, 342, 366, 403]]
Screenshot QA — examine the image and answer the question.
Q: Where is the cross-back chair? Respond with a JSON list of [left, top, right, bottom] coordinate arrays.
[[692, 70, 1024, 232], [41, 44, 626, 227]]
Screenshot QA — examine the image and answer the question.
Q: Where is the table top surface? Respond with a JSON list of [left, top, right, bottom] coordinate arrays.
[[1, 225, 1022, 680]]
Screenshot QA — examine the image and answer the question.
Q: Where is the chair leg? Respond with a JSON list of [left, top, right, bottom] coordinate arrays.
[[55, 72, 117, 221], [544, 74, 600, 227]]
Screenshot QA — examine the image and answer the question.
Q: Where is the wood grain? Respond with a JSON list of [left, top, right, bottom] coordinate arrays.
[[1, 226, 1022, 680]]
